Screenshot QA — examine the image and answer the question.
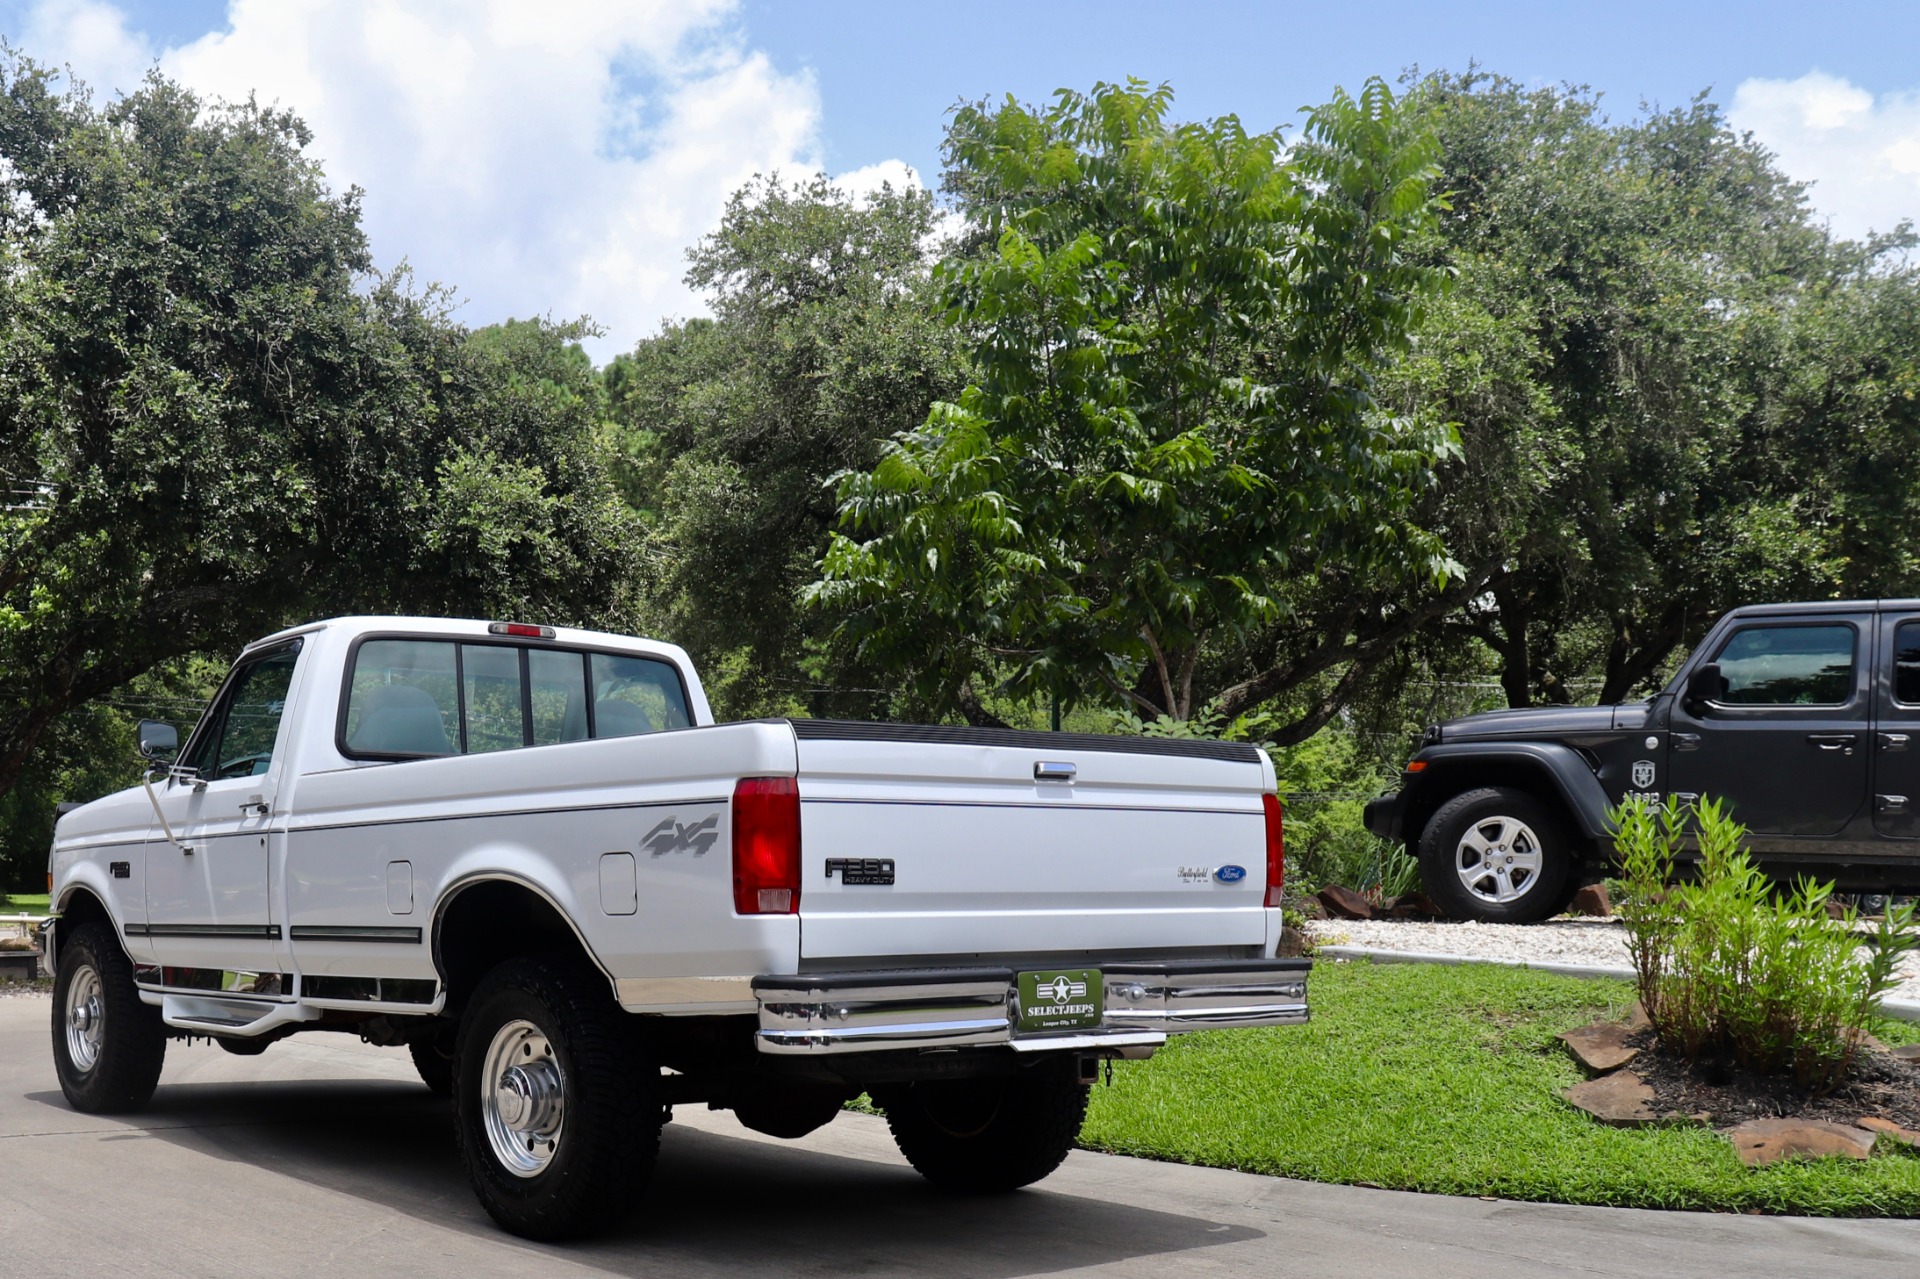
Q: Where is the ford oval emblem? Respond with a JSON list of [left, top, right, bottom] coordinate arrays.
[[1214, 864, 1247, 884]]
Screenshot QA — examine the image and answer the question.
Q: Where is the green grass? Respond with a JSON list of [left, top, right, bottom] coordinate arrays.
[[0, 894, 48, 913], [1078, 959, 1920, 1215]]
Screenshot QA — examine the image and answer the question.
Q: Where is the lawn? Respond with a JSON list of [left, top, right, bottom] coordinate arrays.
[[1078, 958, 1920, 1215], [0, 894, 48, 913]]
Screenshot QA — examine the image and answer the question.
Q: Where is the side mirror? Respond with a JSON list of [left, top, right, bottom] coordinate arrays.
[[137, 719, 179, 763], [1684, 662, 1727, 713]]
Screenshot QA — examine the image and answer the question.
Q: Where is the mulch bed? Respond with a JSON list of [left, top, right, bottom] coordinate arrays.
[[1627, 1030, 1920, 1131]]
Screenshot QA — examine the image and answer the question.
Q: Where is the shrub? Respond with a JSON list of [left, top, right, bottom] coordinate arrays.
[[1612, 796, 1919, 1092]]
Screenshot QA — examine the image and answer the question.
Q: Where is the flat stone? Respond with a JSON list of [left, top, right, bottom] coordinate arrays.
[[1858, 1117, 1920, 1149], [1622, 1001, 1652, 1033], [1563, 1072, 1657, 1126], [1889, 1044, 1920, 1063], [1560, 1021, 1640, 1073], [1383, 891, 1441, 919], [1568, 884, 1612, 917], [1725, 1119, 1877, 1167], [1315, 885, 1373, 921]]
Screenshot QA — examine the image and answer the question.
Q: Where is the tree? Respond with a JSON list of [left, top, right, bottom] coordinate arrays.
[[604, 175, 963, 718], [812, 80, 1473, 737], [1381, 71, 1920, 708], [0, 58, 641, 805]]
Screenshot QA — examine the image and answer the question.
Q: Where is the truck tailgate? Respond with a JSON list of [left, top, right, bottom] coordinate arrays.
[[790, 722, 1273, 961]]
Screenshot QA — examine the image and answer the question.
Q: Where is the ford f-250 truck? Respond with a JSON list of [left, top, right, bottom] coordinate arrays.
[[1364, 599, 1920, 923], [44, 615, 1305, 1239]]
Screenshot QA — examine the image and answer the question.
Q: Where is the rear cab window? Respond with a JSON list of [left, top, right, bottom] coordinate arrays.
[[341, 635, 692, 760]]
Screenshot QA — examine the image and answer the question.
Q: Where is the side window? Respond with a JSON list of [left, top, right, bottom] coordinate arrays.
[[591, 653, 691, 738], [184, 643, 301, 780], [1895, 622, 1920, 706], [344, 640, 458, 757], [1714, 624, 1855, 706]]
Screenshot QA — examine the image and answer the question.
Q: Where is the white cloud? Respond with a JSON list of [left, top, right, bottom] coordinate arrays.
[[20, 0, 927, 360], [1730, 70, 1920, 242]]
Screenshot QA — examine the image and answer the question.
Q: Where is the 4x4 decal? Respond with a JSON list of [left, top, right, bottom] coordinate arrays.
[[642, 813, 719, 856]]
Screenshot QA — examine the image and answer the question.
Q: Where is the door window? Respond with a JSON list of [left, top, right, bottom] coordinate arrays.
[[1894, 622, 1920, 706], [1713, 624, 1855, 706], [183, 643, 301, 779]]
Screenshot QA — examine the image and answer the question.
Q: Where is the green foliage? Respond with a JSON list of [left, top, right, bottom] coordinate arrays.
[[605, 174, 962, 719], [0, 58, 640, 807], [1080, 960, 1920, 1213], [813, 79, 1460, 731], [1613, 796, 1920, 1091]]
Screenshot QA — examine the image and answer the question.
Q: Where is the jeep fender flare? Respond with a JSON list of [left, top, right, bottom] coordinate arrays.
[[1400, 742, 1615, 851]]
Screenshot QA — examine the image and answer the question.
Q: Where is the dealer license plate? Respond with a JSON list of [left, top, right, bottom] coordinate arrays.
[[1016, 969, 1103, 1034]]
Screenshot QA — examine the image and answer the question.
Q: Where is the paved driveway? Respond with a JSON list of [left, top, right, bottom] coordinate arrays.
[[3, 993, 1916, 1277]]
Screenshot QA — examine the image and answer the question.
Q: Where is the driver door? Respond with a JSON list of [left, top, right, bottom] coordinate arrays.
[[144, 640, 303, 981]]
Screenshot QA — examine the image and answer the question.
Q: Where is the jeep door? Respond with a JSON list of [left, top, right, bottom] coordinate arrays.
[[1871, 612, 1920, 838], [1666, 618, 1869, 840]]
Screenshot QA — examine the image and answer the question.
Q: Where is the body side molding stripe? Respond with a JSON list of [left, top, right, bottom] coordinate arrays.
[[124, 923, 282, 939], [289, 925, 424, 943]]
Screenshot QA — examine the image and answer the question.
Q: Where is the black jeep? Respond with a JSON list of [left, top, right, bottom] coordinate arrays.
[[1363, 600, 1920, 923]]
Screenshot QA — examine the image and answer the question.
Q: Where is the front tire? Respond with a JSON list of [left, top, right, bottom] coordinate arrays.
[[876, 1057, 1088, 1192], [50, 921, 167, 1113], [1419, 786, 1574, 923], [452, 956, 659, 1240]]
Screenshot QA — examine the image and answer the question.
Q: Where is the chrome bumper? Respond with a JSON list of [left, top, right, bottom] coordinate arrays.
[[753, 958, 1309, 1056]]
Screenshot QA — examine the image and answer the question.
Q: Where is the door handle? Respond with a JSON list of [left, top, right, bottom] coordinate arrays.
[[1672, 732, 1702, 751], [1877, 794, 1910, 814], [1881, 733, 1911, 753], [1806, 733, 1857, 755]]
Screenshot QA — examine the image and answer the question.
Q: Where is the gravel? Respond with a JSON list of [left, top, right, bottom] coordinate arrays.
[[1303, 916, 1920, 1004]]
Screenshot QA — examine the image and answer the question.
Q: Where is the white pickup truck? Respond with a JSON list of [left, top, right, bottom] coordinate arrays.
[[44, 615, 1307, 1239]]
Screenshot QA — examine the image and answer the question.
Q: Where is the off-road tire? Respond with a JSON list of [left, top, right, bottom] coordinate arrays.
[[1419, 786, 1574, 924], [50, 921, 167, 1113], [877, 1057, 1089, 1192], [410, 1033, 455, 1098], [453, 956, 659, 1240]]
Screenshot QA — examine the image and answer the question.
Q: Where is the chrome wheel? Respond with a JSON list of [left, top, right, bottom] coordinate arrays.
[[64, 964, 105, 1074], [481, 1019, 565, 1177], [1454, 816, 1544, 905]]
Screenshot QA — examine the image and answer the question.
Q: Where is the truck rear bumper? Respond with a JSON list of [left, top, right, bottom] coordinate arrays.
[[752, 958, 1309, 1056]]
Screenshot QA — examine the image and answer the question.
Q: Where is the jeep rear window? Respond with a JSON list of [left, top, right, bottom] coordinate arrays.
[[1894, 622, 1920, 706], [1713, 624, 1854, 706]]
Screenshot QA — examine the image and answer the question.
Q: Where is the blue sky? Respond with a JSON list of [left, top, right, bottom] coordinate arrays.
[[5, 1, 1917, 359]]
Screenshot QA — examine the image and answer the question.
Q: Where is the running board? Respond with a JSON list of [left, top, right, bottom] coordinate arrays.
[[158, 993, 317, 1037]]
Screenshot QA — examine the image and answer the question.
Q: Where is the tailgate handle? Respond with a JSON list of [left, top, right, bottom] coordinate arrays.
[[1034, 761, 1076, 783]]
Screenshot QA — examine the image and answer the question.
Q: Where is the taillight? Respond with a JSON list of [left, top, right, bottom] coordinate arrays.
[[732, 777, 800, 915], [1262, 792, 1285, 908]]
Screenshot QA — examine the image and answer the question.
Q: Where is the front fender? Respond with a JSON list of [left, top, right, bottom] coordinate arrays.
[[1402, 741, 1616, 844]]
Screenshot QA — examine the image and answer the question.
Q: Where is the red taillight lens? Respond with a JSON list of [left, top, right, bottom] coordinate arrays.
[[1262, 792, 1285, 908], [732, 777, 800, 915]]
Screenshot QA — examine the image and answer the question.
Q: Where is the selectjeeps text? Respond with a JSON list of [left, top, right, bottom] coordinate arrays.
[[44, 615, 1306, 1239], [1365, 600, 1920, 923]]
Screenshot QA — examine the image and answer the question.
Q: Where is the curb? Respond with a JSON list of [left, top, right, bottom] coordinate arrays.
[[1311, 944, 1920, 1023]]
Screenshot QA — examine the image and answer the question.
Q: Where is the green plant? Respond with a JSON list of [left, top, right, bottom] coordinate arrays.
[[1612, 796, 1920, 1091]]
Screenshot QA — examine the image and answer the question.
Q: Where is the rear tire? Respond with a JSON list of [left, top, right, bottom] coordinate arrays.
[[410, 1031, 455, 1098], [1419, 786, 1574, 924], [452, 956, 659, 1240], [50, 921, 167, 1113], [877, 1057, 1088, 1192]]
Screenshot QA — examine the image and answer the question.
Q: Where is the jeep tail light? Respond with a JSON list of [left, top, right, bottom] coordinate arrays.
[[1262, 792, 1285, 908], [733, 777, 800, 915]]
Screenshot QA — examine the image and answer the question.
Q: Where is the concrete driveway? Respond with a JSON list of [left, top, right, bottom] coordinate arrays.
[[3, 992, 1916, 1277]]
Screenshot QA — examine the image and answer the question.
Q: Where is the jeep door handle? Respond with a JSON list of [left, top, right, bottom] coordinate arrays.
[[1672, 732, 1701, 751], [1882, 733, 1911, 753], [1807, 733, 1857, 755]]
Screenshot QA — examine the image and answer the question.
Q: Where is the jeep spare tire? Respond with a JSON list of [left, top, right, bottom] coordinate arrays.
[[1418, 786, 1573, 924]]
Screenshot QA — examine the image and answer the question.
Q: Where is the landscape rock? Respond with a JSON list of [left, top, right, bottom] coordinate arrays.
[[1315, 885, 1373, 921], [1559, 1021, 1640, 1073], [1383, 891, 1441, 919], [1623, 1001, 1651, 1033], [0, 936, 35, 952], [1563, 1071, 1657, 1126], [1889, 1044, 1920, 1064], [1725, 1118, 1877, 1167], [1567, 883, 1612, 917], [1289, 896, 1327, 920], [1858, 1116, 1920, 1150]]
